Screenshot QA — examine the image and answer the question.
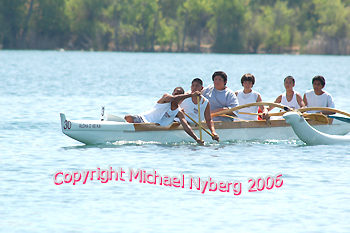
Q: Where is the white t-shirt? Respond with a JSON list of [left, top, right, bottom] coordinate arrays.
[[304, 90, 335, 113], [236, 89, 259, 121], [280, 91, 301, 110], [141, 102, 180, 126], [180, 97, 209, 124], [202, 85, 239, 121]]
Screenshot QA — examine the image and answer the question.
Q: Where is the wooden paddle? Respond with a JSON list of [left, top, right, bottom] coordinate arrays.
[[303, 113, 329, 124], [211, 102, 291, 117], [219, 114, 249, 122], [183, 112, 219, 141], [197, 96, 203, 141]]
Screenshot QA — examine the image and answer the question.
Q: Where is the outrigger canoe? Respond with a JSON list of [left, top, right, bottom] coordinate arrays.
[[60, 112, 350, 144]]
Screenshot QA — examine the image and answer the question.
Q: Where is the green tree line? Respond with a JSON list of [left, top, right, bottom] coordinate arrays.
[[1, 0, 350, 54]]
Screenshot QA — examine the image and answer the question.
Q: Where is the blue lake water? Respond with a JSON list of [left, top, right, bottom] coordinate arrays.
[[0, 51, 350, 232]]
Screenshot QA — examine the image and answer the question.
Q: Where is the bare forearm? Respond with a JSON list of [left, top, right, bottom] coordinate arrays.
[[259, 105, 267, 112], [211, 107, 236, 116], [269, 96, 281, 111], [267, 106, 275, 111], [172, 93, 192, 104], [181, 121, 199, 141], [211, 107, 226, 113], [206, 120, 216, 134]]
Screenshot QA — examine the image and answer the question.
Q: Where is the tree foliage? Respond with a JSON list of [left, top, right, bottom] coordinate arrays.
[[0, 0, 350, 54]]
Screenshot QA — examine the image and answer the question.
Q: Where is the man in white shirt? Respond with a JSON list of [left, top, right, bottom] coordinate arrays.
[[303, 75, 335, 115], [180, 78, 219, 141], [268, 76, 305, 111], [125, 88, 204, 144]]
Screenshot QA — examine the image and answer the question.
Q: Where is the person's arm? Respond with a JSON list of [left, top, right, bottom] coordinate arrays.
[[268, 95, 282, 111], [177, 111, 204, 144], [173, 91, 201, 105], [321, 94, 335, 115], [210, 107, 230, 113], [296, 93, 305, 108], [257, 94, 268, 119], [221, 91, 239, 116], [303, 93, 308, 107], [159, 91, 201, 105], [204, 103, 219, 141], [157, 93, 174, 103], [227, 91, 239, 109]]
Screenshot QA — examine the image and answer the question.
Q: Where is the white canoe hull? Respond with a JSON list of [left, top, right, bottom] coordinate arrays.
[[283, 112, 350, 145], [60, 113, 350, 144]]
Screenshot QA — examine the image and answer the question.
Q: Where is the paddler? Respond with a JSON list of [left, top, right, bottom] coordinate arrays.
[[124, 88, 204, 144], [180, 78, 220, 141], [268, 76, 305, 112], [235, 73, 268, 121], [303, 75, 335, 115], [202, 71, 239, 121]]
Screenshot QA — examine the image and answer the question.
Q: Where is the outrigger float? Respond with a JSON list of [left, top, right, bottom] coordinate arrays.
[[60, 102, 350, 145], [283, 111, 350, 145]]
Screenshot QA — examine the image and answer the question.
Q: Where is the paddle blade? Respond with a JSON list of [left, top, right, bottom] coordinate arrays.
[[303, 113, 329, 124]]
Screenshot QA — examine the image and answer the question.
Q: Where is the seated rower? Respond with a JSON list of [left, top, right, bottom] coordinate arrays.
[[268, 76, 305, 112], [303, 75, 335, 115], [202, 71, 239, 121], [235, 73, 268, 121], [180, 78, 219, 141], [124, 87, 204, 144]]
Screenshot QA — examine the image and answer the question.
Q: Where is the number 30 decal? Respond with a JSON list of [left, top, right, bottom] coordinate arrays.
[[63, 120, 71, 130]]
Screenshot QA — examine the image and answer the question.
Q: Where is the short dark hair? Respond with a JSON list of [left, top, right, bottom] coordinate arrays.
[[212, 71, 227, 83], [173, 87, 185, 94], [241, 73, 255, 85], [284, 76, 295, 84], [312, 75, 325, 87], [192, 78, 203, 86]]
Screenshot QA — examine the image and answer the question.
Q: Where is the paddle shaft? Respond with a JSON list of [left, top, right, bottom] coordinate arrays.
[[183, 111, 218, 141], [197, 96, 203, 141], [220, 114, 249, 122]]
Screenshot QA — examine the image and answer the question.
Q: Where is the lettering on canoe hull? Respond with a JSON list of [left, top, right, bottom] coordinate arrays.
[[78, 124, 101, 129]]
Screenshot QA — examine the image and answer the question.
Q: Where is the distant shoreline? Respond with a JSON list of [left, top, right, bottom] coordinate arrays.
[[2, 48, 349, 56]]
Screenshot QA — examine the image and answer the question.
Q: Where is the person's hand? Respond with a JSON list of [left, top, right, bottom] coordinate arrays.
[[261, 110, 270, 120], [192, 91, 201, 97], [196, 138, 204, 145], [212, 133, 220, 141]]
